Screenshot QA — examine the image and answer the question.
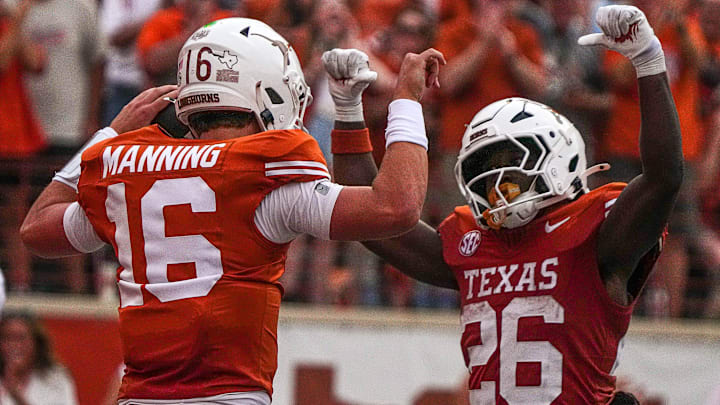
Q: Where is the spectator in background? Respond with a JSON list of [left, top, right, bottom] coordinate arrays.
[[301, 0, 393, 161], [137, 0, 233, 86], [699, 0, 720, 118], [363, 3, 460, 308], [22, 0, 104, 151], [99, 0, 162, 126], [19, 0, 104, 293], [0, 312, 77, 405], [364, 2, 437, 163], [263, 0, 317, 63], [0, 269, 5, 313], [698, 112, 720, 318], [696, 0, 720, 319], [600, 0, 707, 317], [0, 0, 46, 293], [539, 0, 613, 165], [0, 0, 46, 158], [433, 0, 546, 218]]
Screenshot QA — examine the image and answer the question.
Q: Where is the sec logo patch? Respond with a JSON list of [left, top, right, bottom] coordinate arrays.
[[459, 230, 481, 257]]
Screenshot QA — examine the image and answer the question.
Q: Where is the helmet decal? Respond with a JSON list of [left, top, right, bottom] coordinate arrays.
[[175, 18, 312, 134]]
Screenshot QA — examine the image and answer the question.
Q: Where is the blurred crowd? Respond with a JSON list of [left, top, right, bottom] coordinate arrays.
[[1, 0, 720, 318]]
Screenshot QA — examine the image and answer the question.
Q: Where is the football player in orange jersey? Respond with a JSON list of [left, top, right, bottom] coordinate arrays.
[[329, 5, 682, 405], [19, 18, 445, 404]]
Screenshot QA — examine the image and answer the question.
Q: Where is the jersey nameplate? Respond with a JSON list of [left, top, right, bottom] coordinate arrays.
[[102, 144, 226, 178]]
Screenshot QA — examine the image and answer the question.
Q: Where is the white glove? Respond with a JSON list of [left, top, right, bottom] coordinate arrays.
[[578, 5, 665, 78], [322, 48, 378, 122]]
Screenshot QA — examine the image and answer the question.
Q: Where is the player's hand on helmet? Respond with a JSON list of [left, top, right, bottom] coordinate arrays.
[[578, 5, 665, 78], [322, 48, 378, 122], [110, 85, 178, 134], [393, 48, 446, 102]]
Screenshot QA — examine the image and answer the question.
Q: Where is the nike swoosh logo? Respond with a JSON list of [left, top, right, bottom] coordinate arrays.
[[545, 217, 571, 233]]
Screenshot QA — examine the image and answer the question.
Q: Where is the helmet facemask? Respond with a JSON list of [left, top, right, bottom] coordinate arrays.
[[456, 134, 550, 230], [454, 98, 609, 230]]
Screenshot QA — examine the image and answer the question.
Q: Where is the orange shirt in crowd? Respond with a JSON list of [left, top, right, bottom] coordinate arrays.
[[352, 0, 412, 38], [137, 7, 233, 65], [602, 16, 706, 162], [435, 14, 544, 153], [0, 22, 46, 158], [244, 0, 280, 22]]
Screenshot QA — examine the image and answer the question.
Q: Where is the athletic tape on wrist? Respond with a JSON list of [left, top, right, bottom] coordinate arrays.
[[52, 127, 118, 190], [334, 102, 365, 123], [632, 36, 666, 78], [635, 51, 666, 78], [331, 128, 373, 154], [385, 99, 427, 150]]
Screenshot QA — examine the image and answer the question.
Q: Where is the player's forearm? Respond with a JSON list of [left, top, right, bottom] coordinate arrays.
[[20, 182, 81, 258], [362, 223, 458, 290], [638, 73, 684, 190], [371, 142, 427, 226], [332, 151, 377, 186]]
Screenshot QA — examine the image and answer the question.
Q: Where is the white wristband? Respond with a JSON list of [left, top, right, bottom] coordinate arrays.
[[385, 99, 427, 150], [334, 102, 364, 123], [53, 127, 118, 190]]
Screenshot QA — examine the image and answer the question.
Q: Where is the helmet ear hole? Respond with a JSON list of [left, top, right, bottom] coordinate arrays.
[[265, 88, 284, 104], [568, 155, 579, 172], [536, 177, 549, 194]]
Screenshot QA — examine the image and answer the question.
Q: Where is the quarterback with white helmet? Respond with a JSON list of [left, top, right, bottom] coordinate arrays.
[[175, 18, 312, 133], [332, 5, 682, 404], [20, 17, 446, 404]]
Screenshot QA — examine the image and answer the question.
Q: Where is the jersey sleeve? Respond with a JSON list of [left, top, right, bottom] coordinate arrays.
[[260, 130, 331, 182], [63, 202, 106, 253], [254, 179, 343, 243]]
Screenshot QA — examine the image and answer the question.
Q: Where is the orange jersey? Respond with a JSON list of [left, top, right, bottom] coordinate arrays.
[[77, 125, 329, 400], [438, 184, 662, 404]]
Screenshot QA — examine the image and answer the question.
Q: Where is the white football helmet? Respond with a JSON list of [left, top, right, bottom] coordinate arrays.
[[176, 18, 312, 134], [455, 98, 608, 229]]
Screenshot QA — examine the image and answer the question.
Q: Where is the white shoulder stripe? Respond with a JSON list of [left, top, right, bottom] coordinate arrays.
[[265, 169, 331, 179], [265, 161, 328, 171], [605, 198, 617, 208]]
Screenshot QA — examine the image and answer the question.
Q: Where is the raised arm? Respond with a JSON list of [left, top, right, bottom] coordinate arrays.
[[325, 49, 457, 289], [20, 85, 177, 258], [579, 6, 684, 303]]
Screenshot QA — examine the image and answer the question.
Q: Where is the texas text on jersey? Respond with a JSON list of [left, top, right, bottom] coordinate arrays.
[[438, 183, 662, 404], [76, 124, 329, 400]]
